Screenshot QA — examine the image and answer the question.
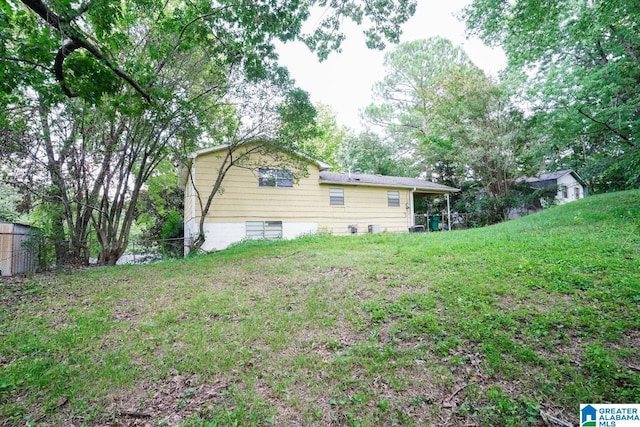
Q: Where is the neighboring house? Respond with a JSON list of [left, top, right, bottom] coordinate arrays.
[[181, 144, 459, 253], [524, 170, 587, 205], [0, 221, 38, 276], [510, 169, 587, 218]]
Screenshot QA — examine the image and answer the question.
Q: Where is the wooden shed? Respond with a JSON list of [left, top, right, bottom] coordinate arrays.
[[0, 221, 38, 277]]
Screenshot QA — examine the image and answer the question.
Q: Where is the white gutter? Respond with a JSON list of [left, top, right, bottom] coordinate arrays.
[[319, 180, 456, 193]]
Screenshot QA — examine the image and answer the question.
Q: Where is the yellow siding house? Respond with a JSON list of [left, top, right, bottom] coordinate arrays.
[[182, 144, 458, 253]]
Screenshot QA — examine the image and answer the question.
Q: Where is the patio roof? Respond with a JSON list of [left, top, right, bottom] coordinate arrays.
[[319, 171, 459, 195]]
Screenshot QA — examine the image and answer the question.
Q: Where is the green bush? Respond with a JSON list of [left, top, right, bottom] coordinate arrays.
[[160, 209, 184, 258]]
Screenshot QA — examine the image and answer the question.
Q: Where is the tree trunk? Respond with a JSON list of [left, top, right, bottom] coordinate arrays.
[[189, 148, 235, 253], [51, 210, 70, 266]]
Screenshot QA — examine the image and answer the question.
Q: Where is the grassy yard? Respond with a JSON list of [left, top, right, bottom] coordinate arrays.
[[1, 190, 639, 426]]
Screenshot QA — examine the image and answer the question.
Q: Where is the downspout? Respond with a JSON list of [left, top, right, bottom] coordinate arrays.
[[191, 161, 196, 232]]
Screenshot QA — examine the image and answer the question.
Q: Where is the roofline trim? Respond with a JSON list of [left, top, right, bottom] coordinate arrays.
[[187, 144, 229, 159], [568, 171, 587, 187], [187, 142, 331, 170], [319, 180, 460, 193]]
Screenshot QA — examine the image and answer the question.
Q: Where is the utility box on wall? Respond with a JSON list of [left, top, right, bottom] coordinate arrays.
[[368, 224, 381, 233]]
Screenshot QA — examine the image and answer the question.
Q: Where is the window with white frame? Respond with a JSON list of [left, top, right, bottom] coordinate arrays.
[[329, 188, 344, 205], [574, 187, 580, 199], [258, 168, 293, 187], [387, 191, 400, 207], [246, 221, 283, 239]]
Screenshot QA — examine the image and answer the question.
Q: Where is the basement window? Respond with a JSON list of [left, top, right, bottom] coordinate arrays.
[[387, 191, 400, 207], [330, 188, 344, 205], [258, 168, 293, 187], [246, 221, 283, 240]]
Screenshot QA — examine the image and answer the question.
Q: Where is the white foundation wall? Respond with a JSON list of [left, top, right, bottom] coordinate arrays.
[[183, 218, 197, 256], [201, 222, 247, 251], [185, 221, 318, 254], [283, 222, 318, 240]]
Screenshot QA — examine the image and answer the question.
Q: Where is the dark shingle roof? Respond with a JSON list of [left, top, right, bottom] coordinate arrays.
[[319, 171, 459, 193], [521, 170, 586, 187], [536, 170, 572, 181]]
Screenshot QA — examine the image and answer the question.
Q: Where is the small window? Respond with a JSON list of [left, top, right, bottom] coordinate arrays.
[[329, 188, 344, 205], [259, 168, 293, 187], [561, 185, 568, 199], [574, 187, 580, 199], [246, 221, 282, 239], [388, 191, 400, 207]]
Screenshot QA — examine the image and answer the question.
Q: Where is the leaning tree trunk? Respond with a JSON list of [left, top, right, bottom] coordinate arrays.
[[189, 149, 235, 252]]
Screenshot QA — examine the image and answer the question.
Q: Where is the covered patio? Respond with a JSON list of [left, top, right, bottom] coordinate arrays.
[[409, 190, 459, 232]]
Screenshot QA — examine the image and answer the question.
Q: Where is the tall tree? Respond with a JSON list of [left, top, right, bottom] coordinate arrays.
[[2, 0, 418, 106], [363, 37, 474, 179], [364, 38, 529, 223], [134, 159, 185, 248], [2, 0, 418, 264], [463, 0, 640, 190], [0, 181, 23, 222], [21, 38, 237, 265], [297, 103, 346, 168], [337, 130, 421, 176], [427, 66, 529, 222]]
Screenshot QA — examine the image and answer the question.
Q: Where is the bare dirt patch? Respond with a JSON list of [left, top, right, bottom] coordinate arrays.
[[0, 275, 39, 308], [254, 379, 306, 426], [102, 372, 233, 426]]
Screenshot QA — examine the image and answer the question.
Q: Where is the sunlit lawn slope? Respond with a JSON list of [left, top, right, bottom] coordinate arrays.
[[1, 190, 639, 426]]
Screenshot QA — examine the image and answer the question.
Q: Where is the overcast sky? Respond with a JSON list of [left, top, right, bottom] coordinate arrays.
[[275, 0, 506, 131]]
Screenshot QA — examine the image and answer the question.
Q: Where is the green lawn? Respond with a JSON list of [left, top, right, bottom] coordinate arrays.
[[1, 190, 639, 426]]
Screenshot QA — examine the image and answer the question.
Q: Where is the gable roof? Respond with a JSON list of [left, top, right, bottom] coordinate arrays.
[[187, 142, 459, 194], [188, 143, 332, 171], [319, 171, 459, 194], [522, 169, 586, 188], [537, 170, 573, 181]]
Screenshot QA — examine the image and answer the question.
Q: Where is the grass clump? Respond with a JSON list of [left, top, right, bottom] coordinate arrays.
[[1, 190, 639, 426]]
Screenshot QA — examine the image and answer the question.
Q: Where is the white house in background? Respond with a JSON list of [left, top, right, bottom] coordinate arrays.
[[524, 170, 587, 205], [510, 169, 588, 219]]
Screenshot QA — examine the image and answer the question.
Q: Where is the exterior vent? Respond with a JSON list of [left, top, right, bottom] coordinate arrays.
[[368, 224, 381, 234]]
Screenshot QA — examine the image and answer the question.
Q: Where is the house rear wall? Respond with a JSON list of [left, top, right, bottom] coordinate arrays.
[[184, 150, 411, 251]]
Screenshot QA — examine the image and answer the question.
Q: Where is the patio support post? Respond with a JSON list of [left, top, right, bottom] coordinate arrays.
[[446, 193, 451, 231], [409, 187, 416, 227]]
